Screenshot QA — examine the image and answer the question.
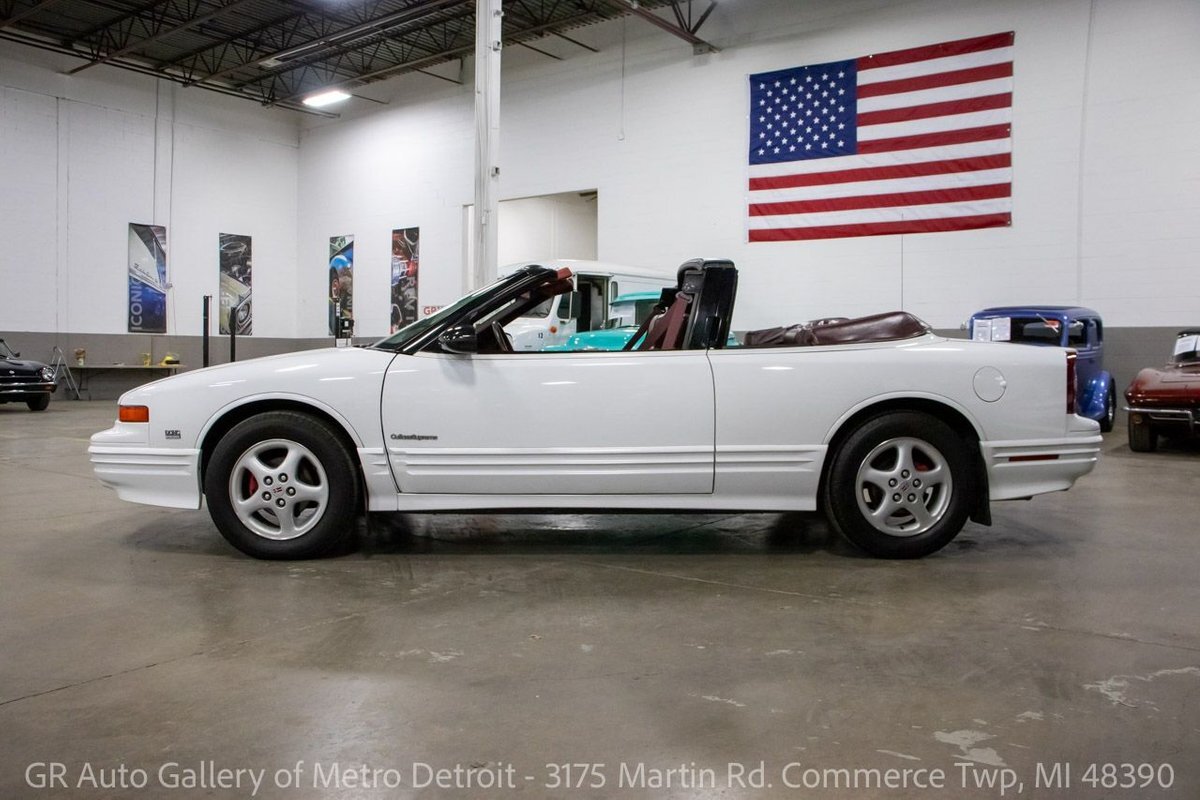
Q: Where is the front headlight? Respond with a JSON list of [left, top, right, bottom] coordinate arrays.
[[40, 366, 54, 382]]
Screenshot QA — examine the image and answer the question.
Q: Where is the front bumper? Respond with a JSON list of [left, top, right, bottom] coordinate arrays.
[[89, 423, 201, 509], [981, 416, 1103, 500], [0, 380, 56, 398], [1125, 405, 1198, 434]]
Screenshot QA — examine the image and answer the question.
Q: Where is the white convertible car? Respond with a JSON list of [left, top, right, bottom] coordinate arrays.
[[90, 259, 1101, 560]]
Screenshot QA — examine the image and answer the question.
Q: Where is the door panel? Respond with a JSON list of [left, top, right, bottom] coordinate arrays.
[[382, 350, 715, 494]]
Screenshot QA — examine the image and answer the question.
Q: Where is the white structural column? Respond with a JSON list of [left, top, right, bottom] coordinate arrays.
[[472, 0, 502, 289]]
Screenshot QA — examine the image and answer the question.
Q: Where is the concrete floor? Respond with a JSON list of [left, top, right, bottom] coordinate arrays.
[[1, 402, 1198, 799]]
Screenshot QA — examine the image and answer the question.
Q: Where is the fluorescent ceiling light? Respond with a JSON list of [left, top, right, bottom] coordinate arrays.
[[303, 90, 351, 108]]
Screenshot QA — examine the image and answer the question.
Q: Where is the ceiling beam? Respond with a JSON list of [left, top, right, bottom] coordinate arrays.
[[263, 3, 624, 107], [66, 0, 258, 75], [606, 0, 717, 54], [65, 0, 173, 47], [0, 0, 66, 32], [189, 0, 467, 89], [0, 27, 337, 116]]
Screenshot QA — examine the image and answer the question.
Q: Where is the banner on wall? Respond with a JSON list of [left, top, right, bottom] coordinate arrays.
[[390, 227, 419, 333], [747, 32, 1014, 241], [218, 233, 252, 335], [329, 235, 354, 336], [127, 223, 167, 333]]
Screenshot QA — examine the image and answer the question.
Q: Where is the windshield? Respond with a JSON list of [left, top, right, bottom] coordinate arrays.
[[1173, 334, 1200, 364], [0, 340, 15, 358], [372, 271, 537, 351]]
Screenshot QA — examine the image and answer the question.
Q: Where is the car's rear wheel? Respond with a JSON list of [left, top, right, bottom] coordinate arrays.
[[26, 394, 50, 411], [204, 411, 359, 559], [824, 412, 975, 558], [1099, 381, 1116, 432], [1128, 414, 1157, 452]]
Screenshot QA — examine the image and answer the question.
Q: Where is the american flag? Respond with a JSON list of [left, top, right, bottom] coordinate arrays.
[[748, 32, 1013, 242]]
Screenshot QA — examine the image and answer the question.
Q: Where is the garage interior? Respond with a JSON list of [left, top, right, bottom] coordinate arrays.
[[3, 0, 1200, 796]]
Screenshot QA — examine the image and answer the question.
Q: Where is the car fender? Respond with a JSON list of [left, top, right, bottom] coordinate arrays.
[[1078, 370, 1113, 420], [822, 390, 986, 446], [196, 391, 371, 450]]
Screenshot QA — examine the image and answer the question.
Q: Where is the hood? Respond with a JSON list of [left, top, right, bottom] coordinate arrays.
[[1125, 365, 1200, 404], [1, 357, 49, 375], [1158, 363, 1200, 383], [124, 347, 394, 400]]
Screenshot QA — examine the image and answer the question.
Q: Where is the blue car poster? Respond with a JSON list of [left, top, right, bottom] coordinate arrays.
[[128, 223, 167, 333]]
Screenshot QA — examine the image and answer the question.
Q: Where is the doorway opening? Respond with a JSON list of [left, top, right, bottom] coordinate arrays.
[[463, 189, 598, 290]]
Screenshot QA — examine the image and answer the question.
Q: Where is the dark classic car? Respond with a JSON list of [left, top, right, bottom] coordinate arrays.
[[1124, 330, 1200, 452], [0, 338, 57, 411]]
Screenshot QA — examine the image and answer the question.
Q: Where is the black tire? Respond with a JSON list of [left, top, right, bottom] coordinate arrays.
[[823, 411, 976, 558], [1099, 381, 1116, 433], [1128, 415, 1157, 453], [204, 411, 359, 559], [26, 394, 50, 411]]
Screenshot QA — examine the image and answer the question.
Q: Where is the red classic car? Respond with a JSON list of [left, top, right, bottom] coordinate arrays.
[[1125, 330, 1200, 452]]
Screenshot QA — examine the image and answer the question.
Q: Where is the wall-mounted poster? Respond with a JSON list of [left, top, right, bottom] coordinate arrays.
[[218, 233, 252, 335], [329, 235, 354, 336], [390, 227, 419, 332], [127, 223, 167, 333]]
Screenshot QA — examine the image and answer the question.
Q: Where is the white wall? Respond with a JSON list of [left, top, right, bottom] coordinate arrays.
[[3, 0, 1197, 338], [299, 0, 1200, 332], [298, 96, 473, 338], [497, 192, 599, 267], [0, 46, 301, 337], [1077, 0, 1200, 325]]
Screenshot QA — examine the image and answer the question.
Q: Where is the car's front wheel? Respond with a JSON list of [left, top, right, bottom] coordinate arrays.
[[1127, 414, 1157, 453], [204, 411, 359, 559], [26, 394, 50, 411], [824, 412, 975, 558]]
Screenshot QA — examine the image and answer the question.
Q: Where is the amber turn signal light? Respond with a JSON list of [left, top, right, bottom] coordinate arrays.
[[119, 405, 150, 423]]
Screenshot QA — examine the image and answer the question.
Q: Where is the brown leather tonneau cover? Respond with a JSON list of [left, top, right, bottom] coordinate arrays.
[[744, 311, 930, 348]]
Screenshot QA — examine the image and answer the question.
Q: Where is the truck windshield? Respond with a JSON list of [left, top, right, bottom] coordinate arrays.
[[519, 298, 554, 318]]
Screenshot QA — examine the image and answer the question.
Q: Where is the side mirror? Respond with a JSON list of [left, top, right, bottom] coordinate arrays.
[[438, 324, 478, 354]]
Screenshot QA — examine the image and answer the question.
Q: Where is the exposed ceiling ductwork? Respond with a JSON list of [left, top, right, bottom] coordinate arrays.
[[0, 0, 718, 116]]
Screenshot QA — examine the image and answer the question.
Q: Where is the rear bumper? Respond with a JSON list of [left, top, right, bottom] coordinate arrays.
[[89, 424, 201, 509], [981, 417, 1102, 500]]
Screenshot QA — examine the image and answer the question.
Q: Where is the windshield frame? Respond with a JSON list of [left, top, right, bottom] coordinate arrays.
[[370, 266, 558, 354]]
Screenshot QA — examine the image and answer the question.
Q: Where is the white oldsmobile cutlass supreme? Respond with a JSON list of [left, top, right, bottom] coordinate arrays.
[[90, 259, 1101, 560]]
